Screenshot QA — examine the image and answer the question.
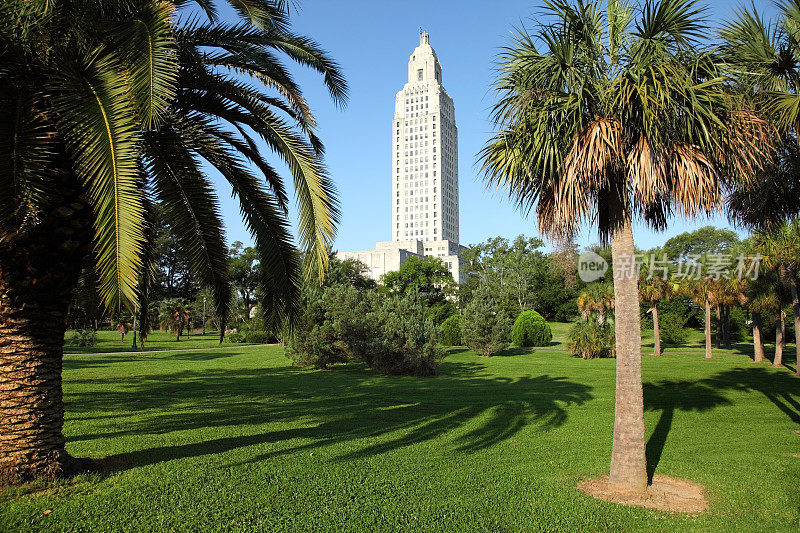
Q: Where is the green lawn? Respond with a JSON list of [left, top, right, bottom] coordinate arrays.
[[3, 326, 799, 531], [64, 329, 232, 354]]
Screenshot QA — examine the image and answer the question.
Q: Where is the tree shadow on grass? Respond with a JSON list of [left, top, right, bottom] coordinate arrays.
[[66, 360, 592, 474], [702, 367, 800, 424], [643, 381, 730, 484]]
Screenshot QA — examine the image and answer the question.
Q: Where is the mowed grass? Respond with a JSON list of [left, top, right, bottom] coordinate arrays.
[[2, 324, 799, 532], [64, 329, 229, 354]]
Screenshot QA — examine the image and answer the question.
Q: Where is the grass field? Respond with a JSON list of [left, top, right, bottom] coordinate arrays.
[[64, 329, 229, 354], [3, 324, 799, 531]]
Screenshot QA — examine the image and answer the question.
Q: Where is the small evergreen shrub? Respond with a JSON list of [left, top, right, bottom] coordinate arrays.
[[244, 331, 269, 344], [658, 312, 688, 345], [68, 329, 98, 347], [227, 331, 246, 343], [511, 310, 552, 347], [462, 285, 513, 356], [440, 314, 463, 346]]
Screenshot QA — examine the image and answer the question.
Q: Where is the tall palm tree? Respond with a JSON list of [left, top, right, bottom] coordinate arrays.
[[0, 0, 346, 482], [480, 0, 768, 493], [678, 277, 716, 360], [639, 275, 671, 357]]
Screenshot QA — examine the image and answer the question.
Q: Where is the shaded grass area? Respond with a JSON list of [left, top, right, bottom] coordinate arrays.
[[2, 339, 799, 531]]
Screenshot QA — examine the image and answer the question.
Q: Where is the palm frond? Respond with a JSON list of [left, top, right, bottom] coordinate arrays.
[[113, 1, 178, 129], [53, 54, 144, 310]]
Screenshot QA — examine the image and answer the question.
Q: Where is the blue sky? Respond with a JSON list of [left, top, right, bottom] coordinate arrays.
[[207, 0, 778, 252]]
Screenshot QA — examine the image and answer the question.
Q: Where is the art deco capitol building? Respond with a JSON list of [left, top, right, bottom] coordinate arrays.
[[338, 31, 464, 282]]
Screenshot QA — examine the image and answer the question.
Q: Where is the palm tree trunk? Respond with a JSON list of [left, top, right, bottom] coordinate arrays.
[[722, 305, 731, 350], [0, 176, 93, 483], [704, 300, 713, 360], [774, 310, 785, 368], [607, 220, 647, 494], [715, 306, 721, 349], [652, 306, 661, 357], [790, 279, 800, 375], [752, 311, 765, 363]]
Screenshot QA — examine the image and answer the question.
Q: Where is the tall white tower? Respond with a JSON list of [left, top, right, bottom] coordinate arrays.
[[392, 31, 459, 244]]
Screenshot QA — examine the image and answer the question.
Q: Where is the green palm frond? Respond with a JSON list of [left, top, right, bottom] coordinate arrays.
[[53, 54, 144, 310], [184, 129, 301, 326], [0, 91, 57, 239], [143, 126, 232, 325], [113, 1, 178, 129]]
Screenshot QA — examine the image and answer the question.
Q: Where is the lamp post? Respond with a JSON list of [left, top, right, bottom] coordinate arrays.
[[131, 305, 138, 350], [202, 296, 207, 336]]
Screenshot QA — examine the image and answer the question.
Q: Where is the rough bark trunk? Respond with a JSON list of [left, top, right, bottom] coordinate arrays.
[[607, 220, 647, 494], [723, 306, 731, 349], [652, 306, 661, 357], [790, 279, 800, 375], [0, 172, 93, 483], [774, 310, 785, 368], [715, 306, 721, 349], [752, 311, 765, 363], [704, 300, 713, 360]]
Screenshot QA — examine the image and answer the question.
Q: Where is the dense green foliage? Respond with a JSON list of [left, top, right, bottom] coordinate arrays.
[[658, 313, 689, 346], [440, 314, 463, 346], [461, 236, 581, 321], [567, 319, 615, 359], [66, 329, 98, 348], [511, 310, 552, 347], [286, 262, 442, 376], [461, 286, 513, 356]]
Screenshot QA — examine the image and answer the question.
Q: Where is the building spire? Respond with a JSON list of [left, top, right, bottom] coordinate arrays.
[[420, 29, 429, 45]]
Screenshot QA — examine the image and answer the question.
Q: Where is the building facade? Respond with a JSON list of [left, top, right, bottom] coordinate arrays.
[[338, 31, 463, 283]]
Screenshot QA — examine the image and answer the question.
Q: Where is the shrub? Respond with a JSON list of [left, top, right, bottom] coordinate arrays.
[[369, 292, 443, 376], [286, 285, 379, 369], [658, 312, 688, 345], [462, 285, 513, 356], [568, 319, 615, 359], [511, 310, 552, 347], [440, 314, 463, 346], [67, 329, 97, 347], [244, 331, 270, 344], [227, 331, 246, 343]]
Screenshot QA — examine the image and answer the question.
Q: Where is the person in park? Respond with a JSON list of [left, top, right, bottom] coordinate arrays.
[[480, 0, 770, 495], [0, 0, 346, 482]]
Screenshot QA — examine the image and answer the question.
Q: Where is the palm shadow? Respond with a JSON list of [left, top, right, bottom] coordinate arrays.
[[702, 367, 800, 424], [643, 380, 730, 484], [65, 360, 592, 474]]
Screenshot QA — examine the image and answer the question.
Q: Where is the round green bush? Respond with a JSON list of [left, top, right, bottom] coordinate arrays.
[[511, 310, 552, 347], [440, 314, 463, 346], [244, 331, 269, 344]]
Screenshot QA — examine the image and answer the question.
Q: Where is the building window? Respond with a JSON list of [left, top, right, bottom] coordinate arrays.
[[417, 69, 423, 81]]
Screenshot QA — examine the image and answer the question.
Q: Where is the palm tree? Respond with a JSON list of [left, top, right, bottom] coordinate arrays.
[[756, 221, 800, 373], [480, 0, 768, 493], [0, 0, 346, 481], [722, 1, 800, 228], [678, 277, 716, 360], [577, 282, 614, 325], [639, 276, 671, 357]]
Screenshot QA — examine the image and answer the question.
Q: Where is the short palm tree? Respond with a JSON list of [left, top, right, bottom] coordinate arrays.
[[577, 282, 614, 324], [0, 0, 346, 481], [756, 221, 800, 373], [480, 0, 768, 493]]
